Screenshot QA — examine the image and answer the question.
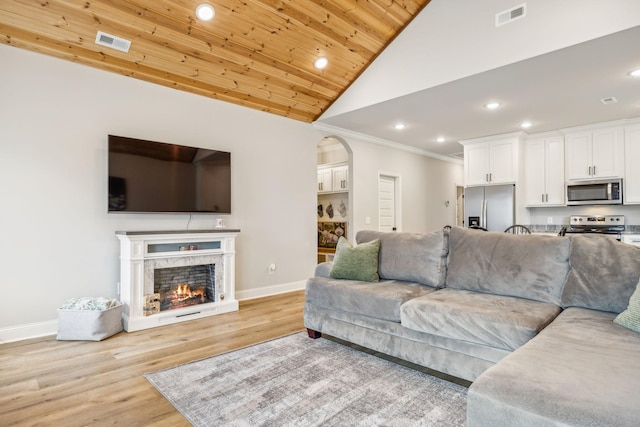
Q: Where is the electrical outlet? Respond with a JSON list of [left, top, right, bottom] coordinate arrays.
[[547, 217, 553, 224], [268, 263, 276, 274], [365, 217, 371, 225]]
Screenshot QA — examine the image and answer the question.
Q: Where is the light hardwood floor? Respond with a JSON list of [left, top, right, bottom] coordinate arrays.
[[0, 290, 306, 426]]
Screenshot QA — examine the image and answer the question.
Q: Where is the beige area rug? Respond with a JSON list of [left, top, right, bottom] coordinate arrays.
[[144, 332, 468, 426]]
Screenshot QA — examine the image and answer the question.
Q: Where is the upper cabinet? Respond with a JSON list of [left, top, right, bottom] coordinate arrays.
[[317, 163, 348, 194], [564, 126, 624, 180], [624, 124, 640, 204], [525, 135, 565, 207], [331, 165, 349, 192], [463, 134, 521, 186], [317, 167, 333, 193]]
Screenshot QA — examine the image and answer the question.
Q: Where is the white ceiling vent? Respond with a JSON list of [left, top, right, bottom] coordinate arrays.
[[601, 97, 618, 105], [496, 4, 526, 27], [95, 31, 131, 53], [449, 152, 465, 160]]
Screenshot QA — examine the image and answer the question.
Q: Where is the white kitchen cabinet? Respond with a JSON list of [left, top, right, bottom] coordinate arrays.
[[564, 126, 624, 180], [465, 143, 490, 185], [317, 163, 348, 194], [317, 167, 333, 193], [464, 137, 518, 186], [332, 165, 349, 192], [525, 136, 565, 206], [624, 124, 640, 204]]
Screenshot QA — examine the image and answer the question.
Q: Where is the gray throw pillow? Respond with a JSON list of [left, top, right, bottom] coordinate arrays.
[[614, 279, 640, 333], [330, 237, 380, 282]]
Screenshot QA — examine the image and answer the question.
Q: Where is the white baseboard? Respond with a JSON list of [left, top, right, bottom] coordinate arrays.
[[0, 282, 306, 344], [0, 320, 58, 344], [236, 280, 306, 301]]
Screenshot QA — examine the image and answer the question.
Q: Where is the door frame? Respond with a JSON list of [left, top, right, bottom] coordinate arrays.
[[456, 185, 465, 227]]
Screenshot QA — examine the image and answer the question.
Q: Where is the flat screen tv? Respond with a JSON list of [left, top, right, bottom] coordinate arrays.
[[108, 135, 231, 214]]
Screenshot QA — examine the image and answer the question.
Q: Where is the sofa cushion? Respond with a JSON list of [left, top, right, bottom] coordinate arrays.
[[561, 234, 640, 313], [356, 229, 448, 288], [314, 261, 332, 278], [306, 276, 436, 322], [400, 289, 561, 351], [445, 227, 570, 305], [467, 307, 640, 427], [614, 278, 640, 332], [329, 237, 380, 282], [304, 302, 509, 382]]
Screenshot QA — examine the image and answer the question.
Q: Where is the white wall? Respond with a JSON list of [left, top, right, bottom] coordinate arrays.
[[344, 137, 463, 234], [323, 0, 640, 118], [0, 45, 321, 340]]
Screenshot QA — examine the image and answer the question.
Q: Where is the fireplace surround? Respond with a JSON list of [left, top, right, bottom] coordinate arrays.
[[116, 229, 240, 331]]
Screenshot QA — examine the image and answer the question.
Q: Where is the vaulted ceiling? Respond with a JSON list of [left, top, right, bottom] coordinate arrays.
[[0, 0, 430, 122]]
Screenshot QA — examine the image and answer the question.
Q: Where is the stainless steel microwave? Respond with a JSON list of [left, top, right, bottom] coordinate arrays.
[[566, 178, 622, 206]]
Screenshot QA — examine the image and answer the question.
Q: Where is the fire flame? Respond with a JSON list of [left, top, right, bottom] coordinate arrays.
[[174, 283, 205, 302]]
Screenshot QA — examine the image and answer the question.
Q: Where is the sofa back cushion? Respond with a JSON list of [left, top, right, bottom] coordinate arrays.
[[445, 227, 570, 305], [356, 230, 448, 288], [561, 235, 640, 313]]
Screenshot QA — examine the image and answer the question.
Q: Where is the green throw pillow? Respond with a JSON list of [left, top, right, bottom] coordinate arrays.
[[614, 279, 640, 333], [330, 237, 380, 282]]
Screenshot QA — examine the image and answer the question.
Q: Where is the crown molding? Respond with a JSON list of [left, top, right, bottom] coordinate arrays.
[[559, 117, 640, 133], [458, 131, 526, 146], [312, 122, 463, 165]]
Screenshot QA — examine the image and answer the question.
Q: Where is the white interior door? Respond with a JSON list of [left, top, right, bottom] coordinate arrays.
[[378, 174, 398, 232]]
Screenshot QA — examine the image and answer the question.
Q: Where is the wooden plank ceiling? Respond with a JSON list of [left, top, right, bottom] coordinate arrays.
[[0, 0, 431, 122]]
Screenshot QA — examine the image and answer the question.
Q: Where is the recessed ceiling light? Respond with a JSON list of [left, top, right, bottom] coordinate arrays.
[[485, 102, 501, 110], [195, 4, 215, 21], [630, 69, 640, 77], [393, 123, 406, 130], [314, 56, 328, 69], [436, 137, 445, 143], [520, 121, 533, 129]]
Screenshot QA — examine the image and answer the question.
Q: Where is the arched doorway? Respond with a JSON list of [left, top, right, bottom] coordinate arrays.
[[316, 136, 352, 263]]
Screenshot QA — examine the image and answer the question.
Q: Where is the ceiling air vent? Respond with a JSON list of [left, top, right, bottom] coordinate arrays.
[[95, 31, 131, 53], [496, 4, 526, 27], [449, 152, 464, 160], [601, 97, 618, 105]]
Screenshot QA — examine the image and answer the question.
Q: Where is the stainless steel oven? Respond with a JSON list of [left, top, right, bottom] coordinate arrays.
[[566, 178, 622, 206], [562, 215, 625, 241]]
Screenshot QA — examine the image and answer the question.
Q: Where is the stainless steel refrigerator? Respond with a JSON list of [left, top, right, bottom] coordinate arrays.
[[464, 184, 515, 232]]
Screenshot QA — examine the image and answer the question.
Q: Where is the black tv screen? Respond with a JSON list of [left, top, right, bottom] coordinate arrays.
[[108, 135, 231, 214]]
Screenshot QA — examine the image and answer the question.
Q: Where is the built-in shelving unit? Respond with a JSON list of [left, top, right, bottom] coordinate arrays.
[[317, 138, 351, 264]]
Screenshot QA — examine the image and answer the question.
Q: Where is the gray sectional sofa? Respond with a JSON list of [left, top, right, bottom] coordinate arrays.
[[304, 227, 640, 426]]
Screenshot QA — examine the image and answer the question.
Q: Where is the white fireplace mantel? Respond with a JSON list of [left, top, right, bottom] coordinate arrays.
[[116, 229, 240, 331]]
